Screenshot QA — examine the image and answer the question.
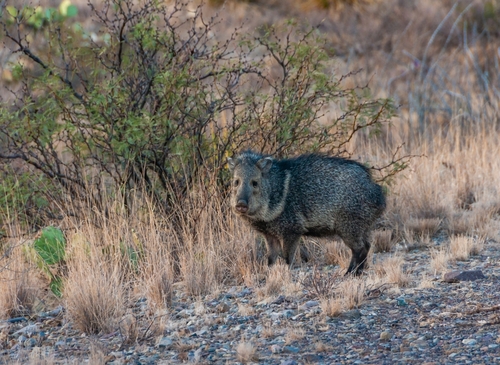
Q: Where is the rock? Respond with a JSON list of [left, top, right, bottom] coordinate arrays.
[[280, 360, 298, 365], [299, 300, 319, 310], [237, 288, 252, 297], [443, 270, 486, 283], [282, 310, 295, 319], [271, 344, 282, 353], [271, 295, 286, 305], [340, 309, 362, 320], [7, 317, 27, 324], [24, 338, 37, 348], [380, 331, 392, 341], [283, 345, 300, 353], [156, 337, 173, 349], [410, 340, 429, 349], [14, 324, 38, 336], [462, 338, 477, 346], [396, 298, 408, 306], [303, 354, 324, 362]]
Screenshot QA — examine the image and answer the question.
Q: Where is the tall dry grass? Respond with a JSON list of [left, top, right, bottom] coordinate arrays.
[[0, 248, 40, 319]]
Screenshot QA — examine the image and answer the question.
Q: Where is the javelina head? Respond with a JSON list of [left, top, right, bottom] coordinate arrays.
[[227, 152, 273, 218]]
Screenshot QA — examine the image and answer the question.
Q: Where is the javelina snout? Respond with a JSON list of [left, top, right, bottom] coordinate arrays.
[[228, 150, 386, 276], [235, 200, 249, 213]]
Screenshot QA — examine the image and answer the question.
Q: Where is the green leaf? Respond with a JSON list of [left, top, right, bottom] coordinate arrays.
[[33, 226, 66, 265], [6, 6, 18, 18], [50, 276, 64, 297], [66, 5, 78, 17]]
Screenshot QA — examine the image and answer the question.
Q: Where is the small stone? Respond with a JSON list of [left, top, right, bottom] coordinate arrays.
[[410, 340, 429, 348], [24, 338, 37, 348], [237, 288, 252, 297], [304, 300, 319, 308], [380, 331, 392, 341], [282, 310, 295, 318], [443, 270, 486, 283], [396, 298, 408, 306], [14, 324, 38, 336], [271, 295, 285, 305], [283, 345, 300, 353], [462, 338, 477, 346], [270, 344, 282, 354], [280, 359, 298, 365], [156, 337, 173, 349], [303, 354, 324, 362], [340, 309, 362, 320], [17, 335, 27, 344]]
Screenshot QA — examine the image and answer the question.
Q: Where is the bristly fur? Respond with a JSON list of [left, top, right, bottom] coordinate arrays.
[[228, 150, 386, 275]]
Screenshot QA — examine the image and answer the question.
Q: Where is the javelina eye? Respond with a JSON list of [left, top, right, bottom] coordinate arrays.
[[252, 181, 258, 188], [233, 179, 240, 187]]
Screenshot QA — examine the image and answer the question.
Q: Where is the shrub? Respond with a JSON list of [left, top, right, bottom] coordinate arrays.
[[0, 0, 402, 231]]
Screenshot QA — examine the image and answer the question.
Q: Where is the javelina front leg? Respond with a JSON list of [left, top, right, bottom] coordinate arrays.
[[346, 239, 370, 276], [264, 235, 281, 265], [282, 235, 301, 267]]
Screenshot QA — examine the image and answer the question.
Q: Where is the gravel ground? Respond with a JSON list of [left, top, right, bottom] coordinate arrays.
[[1, 240, 499, 364]]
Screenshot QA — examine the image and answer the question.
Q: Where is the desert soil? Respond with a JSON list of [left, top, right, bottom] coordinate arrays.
[[1, 240, 499, 365]]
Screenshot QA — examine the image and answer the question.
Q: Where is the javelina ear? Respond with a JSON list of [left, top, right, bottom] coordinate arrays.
[[227, 157, 235, 172], [257, 157, 273, 174]]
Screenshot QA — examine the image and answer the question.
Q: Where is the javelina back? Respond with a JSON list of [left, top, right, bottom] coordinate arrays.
[[227, 150, 386, 275]]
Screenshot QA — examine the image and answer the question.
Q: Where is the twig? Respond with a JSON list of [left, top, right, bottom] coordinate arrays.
[[465, 305, 500, 315]]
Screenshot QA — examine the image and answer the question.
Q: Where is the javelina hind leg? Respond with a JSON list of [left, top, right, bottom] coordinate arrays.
[[300, 245, 310, 263], [265, 235, 281, 265]]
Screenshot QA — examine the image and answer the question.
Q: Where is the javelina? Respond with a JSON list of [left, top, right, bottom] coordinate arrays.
[[227, 150, 386, 275]]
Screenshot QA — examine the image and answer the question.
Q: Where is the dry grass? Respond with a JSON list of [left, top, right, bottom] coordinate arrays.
[[405, 218, 442, 238], [418, 274, 435, 289], [449, 235, 483, 261], [430, 248, 450, 275], [319, 296, 343, 317], [236, 341, 258, 363], [0, 248, 40, 319], [65, 256, 125, 334], [315, 341, 334, 352], [324, 240, 351, 269], [285, 327, 305, 344], [373, 255, 411, 287], [256, 263, 292, 300], [372, 229, 395, 253], [337, 276, 366, 310], [237, 303, 255, 316], [119, 313, 138, 344], [145, 271, 173, 313], [260, 323, 275, 338]]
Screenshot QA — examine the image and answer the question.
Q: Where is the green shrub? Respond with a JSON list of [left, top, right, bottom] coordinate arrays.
[[0, 0, 402, 228]]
